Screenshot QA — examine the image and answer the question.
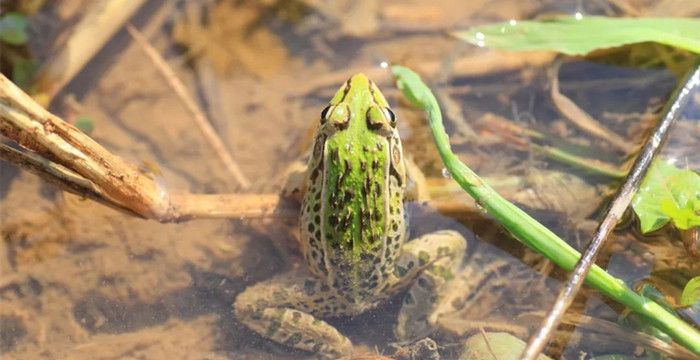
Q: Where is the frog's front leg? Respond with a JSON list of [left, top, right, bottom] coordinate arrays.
[[234, 271, 353, 358], [392, 230, 467, 341]]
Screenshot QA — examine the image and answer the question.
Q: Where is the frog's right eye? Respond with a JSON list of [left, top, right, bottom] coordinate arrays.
[[320, 105, 332, 123]]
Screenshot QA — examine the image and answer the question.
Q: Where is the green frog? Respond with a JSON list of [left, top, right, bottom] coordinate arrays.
[[234, 74, 466, 358]]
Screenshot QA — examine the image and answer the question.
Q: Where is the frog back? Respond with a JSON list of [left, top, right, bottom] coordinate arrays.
[[299, 74, 407, 301]]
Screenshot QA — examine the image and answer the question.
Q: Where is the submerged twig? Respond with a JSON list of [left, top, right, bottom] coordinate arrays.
[[530, 144, 626, 179], [125, 23, 251, 189], [549, 60, 635, 153], [521, 63, 700, 360], [473, 112, 625, 178]]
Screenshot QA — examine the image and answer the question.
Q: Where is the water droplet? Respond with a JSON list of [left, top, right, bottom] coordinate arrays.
[[574, 11, 583, 20], [441, 168, 452, 178], [379, 60, 389, 69], [474, 31, 486, 47]]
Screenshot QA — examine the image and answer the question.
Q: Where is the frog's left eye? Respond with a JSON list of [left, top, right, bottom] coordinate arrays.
[[384, 108, 396, 127], [320, 105, 332, 123]]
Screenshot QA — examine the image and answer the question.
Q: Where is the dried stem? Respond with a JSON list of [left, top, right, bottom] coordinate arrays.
[[549, 60, 635, 153], [125, 23, 251, 189]]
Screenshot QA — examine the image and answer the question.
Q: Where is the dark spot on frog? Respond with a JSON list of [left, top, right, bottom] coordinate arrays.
[[303, 280, 316, 296], [0, 315, 26, 353], [266, 319, 281, 336], [244, 103, 260, 113], [285, 333, 303, 346], [417, 277, 432, 290], [418, 251, 430, 266], [394, 265, 408, 278]]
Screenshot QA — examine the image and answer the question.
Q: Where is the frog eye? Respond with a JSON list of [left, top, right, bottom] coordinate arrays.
[[320, 105, 332, 123], [384, 108, 396, 127]]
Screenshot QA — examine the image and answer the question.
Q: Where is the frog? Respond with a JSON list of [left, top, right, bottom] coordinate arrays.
[[234, 74, 467, 358]]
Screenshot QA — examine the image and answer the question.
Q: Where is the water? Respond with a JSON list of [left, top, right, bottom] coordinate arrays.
[[1, 1, 698, 359]]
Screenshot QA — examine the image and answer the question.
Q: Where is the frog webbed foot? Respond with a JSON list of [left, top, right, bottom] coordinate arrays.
[[393, 230, 467, 341], [234, 271, 353, 358]]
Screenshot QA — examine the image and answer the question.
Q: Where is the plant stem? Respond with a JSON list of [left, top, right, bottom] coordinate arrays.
[[391, 65, 700, 354]]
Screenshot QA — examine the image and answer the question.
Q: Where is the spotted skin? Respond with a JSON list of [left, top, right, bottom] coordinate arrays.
[[234, 74, 466, 358]]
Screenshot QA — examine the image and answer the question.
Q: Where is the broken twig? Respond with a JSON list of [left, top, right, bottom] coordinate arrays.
[[549, 60, 635, 153], [125, 23, 251, 189]]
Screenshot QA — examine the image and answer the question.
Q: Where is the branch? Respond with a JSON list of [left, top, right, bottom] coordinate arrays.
[[0, 74, 477, 223]]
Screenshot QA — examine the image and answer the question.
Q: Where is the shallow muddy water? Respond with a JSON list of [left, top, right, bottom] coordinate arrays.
[[1, 1, 699, 359]]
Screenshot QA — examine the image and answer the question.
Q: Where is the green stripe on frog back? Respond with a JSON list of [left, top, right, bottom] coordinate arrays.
[[323, 131, 388, 259]]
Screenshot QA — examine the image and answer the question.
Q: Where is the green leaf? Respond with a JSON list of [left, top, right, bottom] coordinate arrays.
[[75, 116, 95, 135], [0, 12, 28, 45], [11, 58, 38, 90], [453, 16, 700, 55], [632, 160, 700, 233], [681, 277, 700, 307]]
